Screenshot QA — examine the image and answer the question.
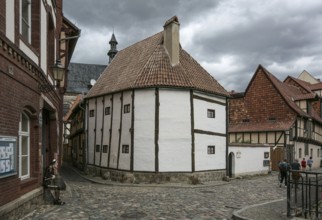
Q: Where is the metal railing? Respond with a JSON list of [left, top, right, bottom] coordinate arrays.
[[287, 170, 322, 218]]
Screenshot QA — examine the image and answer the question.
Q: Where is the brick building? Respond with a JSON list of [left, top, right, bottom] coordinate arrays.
[[228, 65, 322, 176], [0, 0, 79, 218]]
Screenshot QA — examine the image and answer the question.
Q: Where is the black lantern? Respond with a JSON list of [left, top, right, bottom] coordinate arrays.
[[39, 60, 65, 93]]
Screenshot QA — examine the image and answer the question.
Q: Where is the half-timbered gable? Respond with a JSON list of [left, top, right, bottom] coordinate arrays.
[[229, 65, 322, 173]]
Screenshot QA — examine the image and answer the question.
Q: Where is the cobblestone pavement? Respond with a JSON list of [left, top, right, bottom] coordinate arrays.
[[21, 165, 287, 220]]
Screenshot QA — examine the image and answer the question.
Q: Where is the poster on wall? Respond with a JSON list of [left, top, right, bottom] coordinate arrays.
[[0, 136, 17, 178]]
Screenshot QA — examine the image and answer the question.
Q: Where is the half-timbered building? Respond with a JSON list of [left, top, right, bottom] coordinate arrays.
[[228, 65, 322, 176], [84, 16, 230, 183]]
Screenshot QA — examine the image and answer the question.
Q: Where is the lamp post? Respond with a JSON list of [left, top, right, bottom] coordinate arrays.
[[39, 60, 65, 93]]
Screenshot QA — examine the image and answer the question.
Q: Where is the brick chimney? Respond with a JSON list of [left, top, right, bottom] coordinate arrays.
[[163, 16, 180, 66]]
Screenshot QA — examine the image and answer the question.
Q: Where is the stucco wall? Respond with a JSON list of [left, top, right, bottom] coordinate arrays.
[[158, 90, 191, 172], [118, 91, 132, 170], [101, 95, 112, 167], [94, 97, 104, 166], [109, 93, 122, 168], [87, 99, 96, 164], [229, 145, 270, 176], [133, 89, 155, 171], [195, 134, 226, 171], [294, 142, 321, 169]]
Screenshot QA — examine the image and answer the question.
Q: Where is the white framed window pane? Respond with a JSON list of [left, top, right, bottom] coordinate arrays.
[[21, 156, 28, 176], [21, 136, 28, 155], [21, 113, 29, 132]]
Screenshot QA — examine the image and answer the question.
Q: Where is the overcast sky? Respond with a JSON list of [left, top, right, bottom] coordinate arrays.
[[63, 0, 322, 92]]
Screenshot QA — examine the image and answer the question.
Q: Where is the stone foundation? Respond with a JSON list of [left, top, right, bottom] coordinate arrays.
[[0, 188, 44, 220], [86, 165, 226, 184]]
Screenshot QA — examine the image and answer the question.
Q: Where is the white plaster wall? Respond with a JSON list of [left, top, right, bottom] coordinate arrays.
[[5, 0, 15, 42], [118, 91, 132, 170], [195, 134, 226, 171], [193, 95, 226, 134], [229, 146, 270, 175], [109, 93, 122, 168], [101, 95, 112, 168], [94, 97, 104, 166], [133, 89, 155, 171], [158, 90, 191, 172], [294, 142, 321, 169], [19, 40, 39, 64], [87, 99, 96, 164]]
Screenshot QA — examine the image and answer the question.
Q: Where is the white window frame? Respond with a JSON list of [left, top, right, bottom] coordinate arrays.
[[19, 112, 30, 180], [20, 0, 31, 43]]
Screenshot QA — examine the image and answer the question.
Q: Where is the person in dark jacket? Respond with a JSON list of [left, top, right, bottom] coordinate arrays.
[[279, 159, 289, 187]]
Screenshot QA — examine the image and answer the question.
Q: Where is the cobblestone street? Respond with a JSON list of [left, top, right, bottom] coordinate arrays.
[[21, 165, 286, 220]]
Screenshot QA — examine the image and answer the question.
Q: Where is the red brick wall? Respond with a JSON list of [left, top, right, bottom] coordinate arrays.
[[229, 68, 296, 125], [0, 0, 5, 34], [0, 0, 65, 207]]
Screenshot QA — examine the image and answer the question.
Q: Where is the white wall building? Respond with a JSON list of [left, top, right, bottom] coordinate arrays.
[[84, 16, 230, 183]]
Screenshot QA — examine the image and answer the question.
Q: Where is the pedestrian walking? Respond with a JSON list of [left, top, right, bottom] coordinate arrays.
[[301, 158, 306, 170], [307, 157, 313, 171], [278, 159, 289, 187]]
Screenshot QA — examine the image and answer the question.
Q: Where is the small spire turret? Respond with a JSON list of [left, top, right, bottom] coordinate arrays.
[[108, 33, 118, 63]]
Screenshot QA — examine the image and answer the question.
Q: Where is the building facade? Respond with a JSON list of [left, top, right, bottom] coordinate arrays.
[[228, 65, 322, 176], [0, 0, 79, 218], [85, 16, 230, 183]]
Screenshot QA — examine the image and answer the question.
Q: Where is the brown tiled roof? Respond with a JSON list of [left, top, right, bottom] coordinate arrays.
[[86, 32, 229, 98], [229, 120, 295, 132], [309, 82, 322, 90]]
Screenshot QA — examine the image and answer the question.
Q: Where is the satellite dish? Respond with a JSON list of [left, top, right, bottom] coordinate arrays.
[[90, 79, 96, 86]]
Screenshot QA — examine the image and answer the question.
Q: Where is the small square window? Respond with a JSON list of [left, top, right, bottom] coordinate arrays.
[[207, 146, 215, 154], [105, 107, 111, 115], [124, 104, 130, 114], [103, 145, 108, 153], [207, 109, 215, 118], [264, 152, 269, 159], [89, 110, 95, 117], [95, 145, 100, 152], [122, 145, 129, 153]]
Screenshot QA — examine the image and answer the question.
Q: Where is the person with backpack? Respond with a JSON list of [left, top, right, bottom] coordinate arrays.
[[279, 159, 289, 187]]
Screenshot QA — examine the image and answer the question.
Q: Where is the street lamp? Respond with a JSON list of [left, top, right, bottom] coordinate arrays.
[[39, 60, 65, 93]]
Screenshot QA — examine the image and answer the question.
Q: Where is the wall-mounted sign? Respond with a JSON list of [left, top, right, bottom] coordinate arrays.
[[263, 160, 270, 167], [236, 151, 241, 158], [264, 152, 269, 159], [0, 136, 17, 178]]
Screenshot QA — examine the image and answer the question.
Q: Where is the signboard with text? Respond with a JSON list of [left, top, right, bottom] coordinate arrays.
[[0, 136, 17, 178]]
